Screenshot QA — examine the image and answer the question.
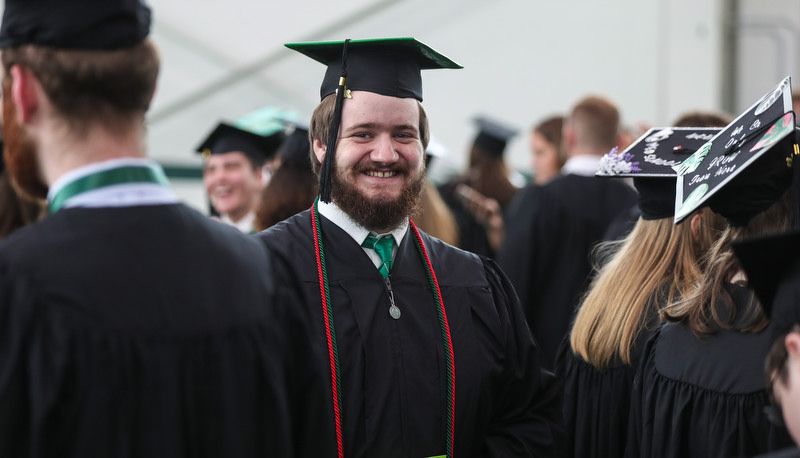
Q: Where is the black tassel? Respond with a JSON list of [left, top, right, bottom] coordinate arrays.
[[319, 39, 350, 203], [791, 125, 800, 228]]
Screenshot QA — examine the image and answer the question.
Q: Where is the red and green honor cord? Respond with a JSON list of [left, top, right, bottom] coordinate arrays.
[[311, 198, 456, 458]]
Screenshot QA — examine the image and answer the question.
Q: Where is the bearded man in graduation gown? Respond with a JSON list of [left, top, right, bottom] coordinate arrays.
[[0, 1, 296, 456], [255, 38, 564, 458]]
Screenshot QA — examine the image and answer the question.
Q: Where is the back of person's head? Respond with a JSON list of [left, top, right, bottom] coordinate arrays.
[[663, 191, 794, 336], [1, 42, 159, 135], [566, 95, 620, 154], [571, 206, 724, 368], [673, 111, 734, 128], [0, 0, 159, 135]]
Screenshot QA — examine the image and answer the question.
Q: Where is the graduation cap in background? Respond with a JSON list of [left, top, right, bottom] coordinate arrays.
[[195, 106, 297, 167], [278, 123, 312, 171], [195, 123, 284, 168], [596, 127, 721, 220], [0, 0, 151, 50], [732, 229, 800, 317], [285, 37, 463, 202], [673, 76, 799, 225], [471, 116, 518, 157]]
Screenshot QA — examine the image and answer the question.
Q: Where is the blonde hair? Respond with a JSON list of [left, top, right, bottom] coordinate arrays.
[[662, 193, 792, 336], [414, 180, 459, 246], [570, 208, 722, 368]]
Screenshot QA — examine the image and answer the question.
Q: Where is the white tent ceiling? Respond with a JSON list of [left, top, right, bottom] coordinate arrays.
[[5, 0, 799, 209]]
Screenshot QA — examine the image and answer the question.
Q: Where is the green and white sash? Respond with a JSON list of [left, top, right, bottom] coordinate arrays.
[[47, 158, 178, 214]]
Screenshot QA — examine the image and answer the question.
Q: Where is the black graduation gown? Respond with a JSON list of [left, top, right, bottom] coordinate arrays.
[[626, 285, 794, 458], [555, 292, 661, 458], [767, 260, 800, 338], [437, 181, 494, 258], [0, 204, 294, 457], [256, 209, 565, 458], [498, 175, 637, 368]]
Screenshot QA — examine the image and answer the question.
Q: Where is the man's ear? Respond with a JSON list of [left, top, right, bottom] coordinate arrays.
[[562, 124, 575, 153], [9, 65, 39, 124], [312, 138, 326, 163], [786, 332, 800, 358]]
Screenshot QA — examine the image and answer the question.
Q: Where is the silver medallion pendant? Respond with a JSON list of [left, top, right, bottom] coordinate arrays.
[[389, 305, 401, 320]]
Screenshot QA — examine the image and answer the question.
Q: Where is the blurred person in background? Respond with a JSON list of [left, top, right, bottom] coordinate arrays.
[[499, 95, 637, 369], [196, 122, 283, 233], [439, 115, 520, 257]]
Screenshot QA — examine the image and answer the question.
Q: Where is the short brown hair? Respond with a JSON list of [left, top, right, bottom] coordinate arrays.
[[673, 111, 734, 128], [308, 93, 430, 176], [1, 39, 160, 135], [569, 96, 620, 150]]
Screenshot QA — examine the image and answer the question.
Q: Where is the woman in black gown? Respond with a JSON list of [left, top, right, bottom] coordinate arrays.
[[557, 122, 726, 458]]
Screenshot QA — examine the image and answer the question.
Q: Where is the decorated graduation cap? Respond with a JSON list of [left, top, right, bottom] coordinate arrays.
[[278, 123, 312, 171], [471, 116, 519, 157], [673, 76, 799, 225], [596, 127, 721, 220], [732, 229, 800, 317], [285, 37, 462, 202], [195, 123, 284, 167], [0, 0, 151, 50]]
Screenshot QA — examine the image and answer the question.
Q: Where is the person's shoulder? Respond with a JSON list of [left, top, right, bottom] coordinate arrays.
[[255, 209, 312, 243], [416, 228, 488, 286], [0, 210, 70, 269]]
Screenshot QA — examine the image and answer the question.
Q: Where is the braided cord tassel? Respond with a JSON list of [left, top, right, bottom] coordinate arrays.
[[410, 220, 455, 458], [312, 198, 344, 458]]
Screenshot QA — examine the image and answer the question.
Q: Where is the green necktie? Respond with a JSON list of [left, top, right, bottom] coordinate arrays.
[[362, 234, 394, 279]]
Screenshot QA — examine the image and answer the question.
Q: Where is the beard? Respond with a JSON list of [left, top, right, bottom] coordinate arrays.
[[331, 159, 424, 232], [2, 79, 47, 200]]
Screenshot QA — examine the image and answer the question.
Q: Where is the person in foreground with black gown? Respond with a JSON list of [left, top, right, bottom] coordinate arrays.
[[626, 80, 798, 457], [0, 1, 294, 456], [556, 123, 727, 458], [256, 37, 564, 457]]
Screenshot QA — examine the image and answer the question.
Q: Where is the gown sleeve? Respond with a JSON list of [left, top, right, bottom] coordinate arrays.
[[0, 257, 36, 456], [479, 257, 565, 457]]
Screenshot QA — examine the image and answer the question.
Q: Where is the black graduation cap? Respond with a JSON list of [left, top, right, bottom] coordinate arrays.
[[0, 0, 151, 50], [278, 123, 312, 171], [673, 76, 798, 225], [471, 116, 518, 157], [285, 37, 462, 202], [596, 127, 721, 220], [732, 229, 800, 317], [195, 123, 284, 167]]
